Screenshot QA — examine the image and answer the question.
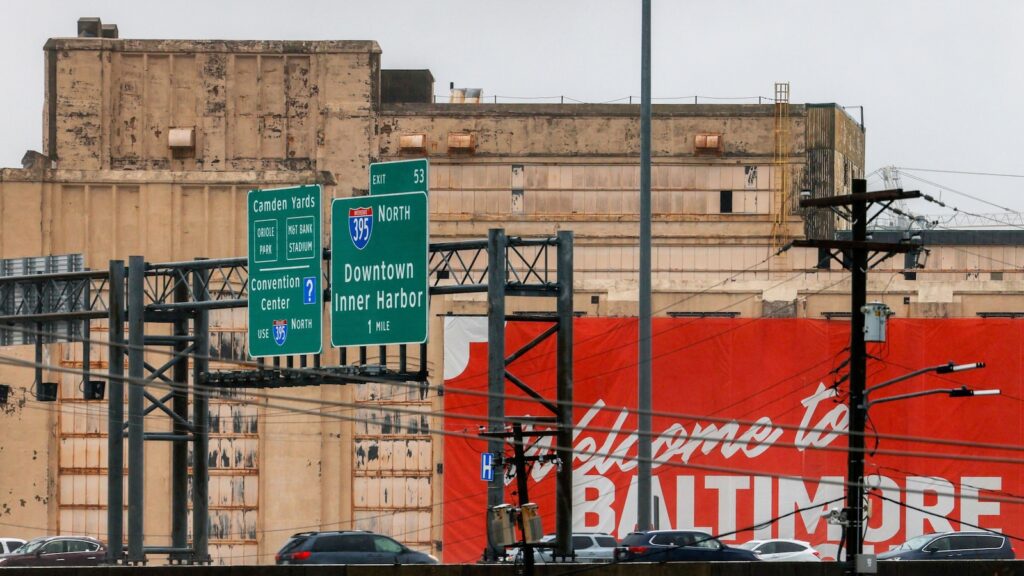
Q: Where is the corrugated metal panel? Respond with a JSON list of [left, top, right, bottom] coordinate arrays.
[[56, 339, 110, 543], [352, 381, 433, 553], [0, 254, 85, 345], [55, 316, 260, 566], [199, 315, 260, 565]]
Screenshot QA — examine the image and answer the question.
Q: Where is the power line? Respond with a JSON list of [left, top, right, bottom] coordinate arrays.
[[897, 167, 1024, 179], [868, 463, 1024, 503], [4, 349, 1024, 492], [4, 347, 1023, 563], [875, 493, 1024, 543], [3, 319, 1022, 457], [901, 171, 1020, 214]]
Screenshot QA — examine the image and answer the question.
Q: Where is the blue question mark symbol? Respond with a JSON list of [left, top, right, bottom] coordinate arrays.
[[305, 277, 315, 304]]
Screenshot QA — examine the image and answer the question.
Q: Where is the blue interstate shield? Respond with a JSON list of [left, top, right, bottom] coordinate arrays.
[[348, 206, 373, 250], [273, 319, 288, 346]]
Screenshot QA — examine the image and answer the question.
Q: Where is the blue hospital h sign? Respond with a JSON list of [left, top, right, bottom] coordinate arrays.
[[481, 452, 494, 482]]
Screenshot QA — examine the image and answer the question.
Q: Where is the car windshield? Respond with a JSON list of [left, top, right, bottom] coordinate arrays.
[[278, 536, 309, 555], [17, 538, 48, 554], [895, 535, 935, 551], [737, 541, 762, 550]]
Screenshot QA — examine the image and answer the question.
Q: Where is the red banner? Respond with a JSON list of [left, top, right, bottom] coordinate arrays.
[[441, 318, 1024, 563]]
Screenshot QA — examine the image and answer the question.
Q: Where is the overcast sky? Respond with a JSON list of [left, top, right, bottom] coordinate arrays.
[[2, 0, 1022, 219]]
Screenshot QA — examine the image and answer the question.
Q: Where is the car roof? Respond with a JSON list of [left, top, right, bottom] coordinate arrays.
[[290, 530, 373, 537], [921, 531, 1004, 538], [746, 538, 812, 545], [633, 530, 713, 535]]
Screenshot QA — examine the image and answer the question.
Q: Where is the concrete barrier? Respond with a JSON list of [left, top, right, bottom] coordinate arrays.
[[0, 562, 1021, 576]]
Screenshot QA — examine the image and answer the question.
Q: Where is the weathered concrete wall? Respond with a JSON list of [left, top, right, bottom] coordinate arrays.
[[0, 346, 57, 541], [0, 170, 328, 262], [43, 38, 380, 217]]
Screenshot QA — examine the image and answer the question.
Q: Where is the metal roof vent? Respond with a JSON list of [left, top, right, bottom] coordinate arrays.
[[450, 88, 483, 104], [77, 17, 102, 38], [399, 133, 428, 154], [77, 18, 118, 39], [695, 133, 723, 155], [169, 127, 196, 158], [447, 132, 476, 154]]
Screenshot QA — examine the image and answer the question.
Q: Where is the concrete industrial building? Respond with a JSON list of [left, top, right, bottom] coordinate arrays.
[[0, 19, 1021, 564]]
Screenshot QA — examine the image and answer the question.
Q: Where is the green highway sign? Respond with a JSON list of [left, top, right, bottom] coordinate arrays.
[[330, 191, 429, 347], [247, 184, 323, 357], [370, 158, 428, 195]]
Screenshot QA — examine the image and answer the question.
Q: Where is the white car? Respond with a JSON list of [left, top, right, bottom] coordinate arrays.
[[0, 538, 26, 556], [507, 533, 618, 563], [738, 539, 822, 561]]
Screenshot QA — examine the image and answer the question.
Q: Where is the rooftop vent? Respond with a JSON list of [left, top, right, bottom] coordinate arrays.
[[694, 133, 723, 155], [447, 132, 476, 154], [77, 17, 118, 38], [399, 133, 428, 154], [450, 88, 483, 104], [77, 17, 102, 38]]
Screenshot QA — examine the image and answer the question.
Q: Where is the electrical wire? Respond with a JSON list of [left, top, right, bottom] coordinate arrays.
[[901, 172, 1020, 214], [3, 349, 1024, 508], [874, 493, 1024, 543], [868, 463, 1024, 503], [897, 167, 1024, 179], [4, 348, 1019, 561], [3, 320, 1022, 459], [6, 339, 1023, 464], [4, 247, 1019, 557]]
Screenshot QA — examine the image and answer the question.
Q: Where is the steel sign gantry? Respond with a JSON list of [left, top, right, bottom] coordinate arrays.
[[0, 228, 574, 566]]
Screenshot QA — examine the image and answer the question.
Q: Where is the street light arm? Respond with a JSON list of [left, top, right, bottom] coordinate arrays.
[[864, 363, 952, 396], [867, 388, 958, 407], [938, 361, 985, 373], [867, 386, 1000, 408], [864, 361, 985, 396]]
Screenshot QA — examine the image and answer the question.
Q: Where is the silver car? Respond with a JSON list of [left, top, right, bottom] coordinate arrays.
[[508, 533, 618, 563], [0, 538, 26, 556], [738, 539, 822, 561]]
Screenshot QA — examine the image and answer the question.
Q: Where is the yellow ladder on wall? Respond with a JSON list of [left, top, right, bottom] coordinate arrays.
[[770, 82, 791, 252]]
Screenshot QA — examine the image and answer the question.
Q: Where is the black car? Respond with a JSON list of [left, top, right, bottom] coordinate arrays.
[[0, 536, 106, 567], [275, 531, 438, 565], [615, 530, 759, 562], [877, 531, 1015, 560]]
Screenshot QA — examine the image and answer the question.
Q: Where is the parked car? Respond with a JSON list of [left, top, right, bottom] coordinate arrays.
[[615, 530, 760, 562], [0, 536, 105, 566], [878, 531, 1015, 560], [275, 531, 438, 565], [0, 538, 25, 556], [507, 532, 618, 563], [738, 539, 822, 561]]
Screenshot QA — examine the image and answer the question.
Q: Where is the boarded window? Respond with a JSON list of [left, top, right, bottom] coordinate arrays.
[[720, 190, 733, 214]]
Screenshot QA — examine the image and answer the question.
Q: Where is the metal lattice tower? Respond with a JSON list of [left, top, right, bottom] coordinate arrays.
[[770, 82, 791, 251]]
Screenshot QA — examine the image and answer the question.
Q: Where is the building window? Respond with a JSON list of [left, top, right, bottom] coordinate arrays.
[[720, 190, 733, 213]]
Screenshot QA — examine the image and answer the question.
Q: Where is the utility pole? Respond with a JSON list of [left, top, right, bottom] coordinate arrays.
[[794, 178, 920, 573], [511, 423, 535, 576], [847, 182, 868, 566], [637, 0, 654, 533], [480, 421, 562, 576]]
